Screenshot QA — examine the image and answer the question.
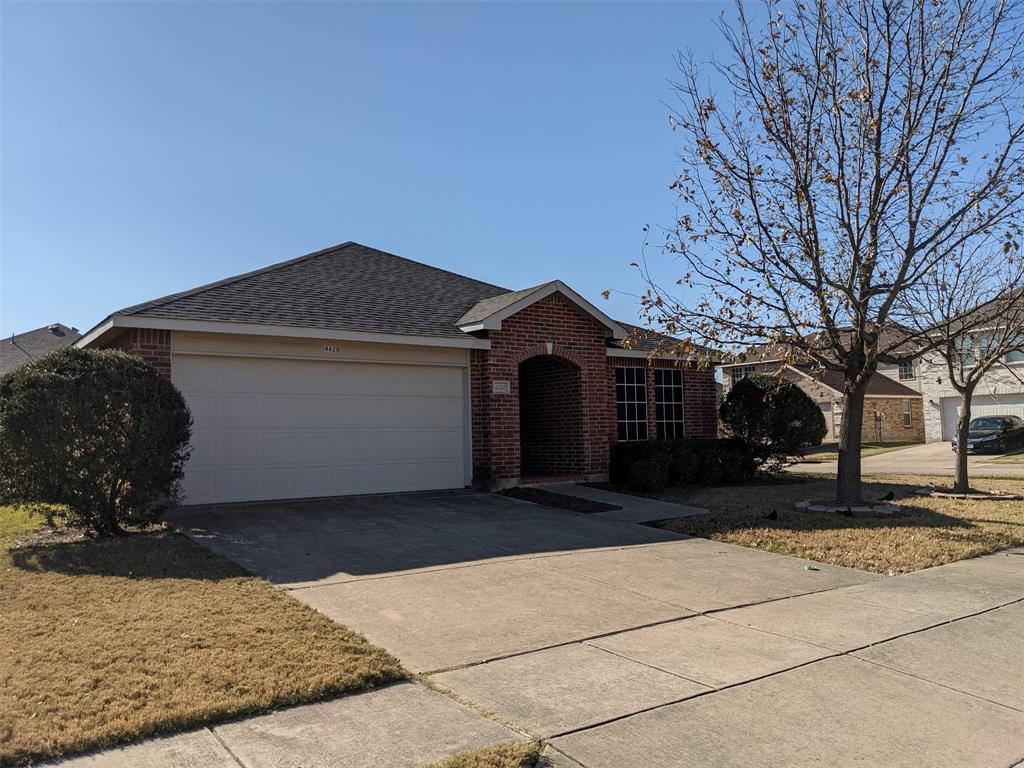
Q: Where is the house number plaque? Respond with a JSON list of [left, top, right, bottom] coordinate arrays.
[[492, 380, 511, 395]]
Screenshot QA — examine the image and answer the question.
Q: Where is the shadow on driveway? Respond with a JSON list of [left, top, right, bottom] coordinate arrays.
[[166, 490, 684, 586]]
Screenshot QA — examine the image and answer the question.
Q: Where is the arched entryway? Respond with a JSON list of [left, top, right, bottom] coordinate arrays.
[[518, 355, 584, 479]]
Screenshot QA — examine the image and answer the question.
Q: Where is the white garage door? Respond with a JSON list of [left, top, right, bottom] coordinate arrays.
[[940, 394, 1024, 440], [174, 354, 468, 505]]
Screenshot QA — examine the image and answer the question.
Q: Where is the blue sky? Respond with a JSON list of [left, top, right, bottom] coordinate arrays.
[[1, 1, 728, 338]]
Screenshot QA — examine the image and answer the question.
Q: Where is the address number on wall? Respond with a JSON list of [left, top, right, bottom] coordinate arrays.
[[492, 380, 511, 395], [323, 345, 343, 353]]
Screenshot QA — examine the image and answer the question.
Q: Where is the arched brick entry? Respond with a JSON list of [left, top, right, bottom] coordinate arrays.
[[518, 355, 584, 477]]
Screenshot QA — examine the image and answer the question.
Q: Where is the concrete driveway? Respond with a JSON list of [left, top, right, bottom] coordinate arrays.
[[795, 440, 1024, 478], [67, 489, 1024, 767], [170, 490, 871, 672]]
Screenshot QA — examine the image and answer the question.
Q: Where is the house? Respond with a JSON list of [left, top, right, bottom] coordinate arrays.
[[721, 348, 925, 444], [75, 242, 718, 505], [0, 323, 81, 375], [918, 343, 1024, 442]]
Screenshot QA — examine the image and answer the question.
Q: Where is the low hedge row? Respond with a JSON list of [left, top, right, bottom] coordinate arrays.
[[609, 438, 756, 491]]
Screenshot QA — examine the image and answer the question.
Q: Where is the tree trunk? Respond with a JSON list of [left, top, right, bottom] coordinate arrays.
[[836, 380, 868, 504], [954, 388, 975, 493]]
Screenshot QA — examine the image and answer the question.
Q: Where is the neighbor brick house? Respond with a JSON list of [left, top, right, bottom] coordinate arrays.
[[77, 242, 718, 504], [721, 352, 925, 444]]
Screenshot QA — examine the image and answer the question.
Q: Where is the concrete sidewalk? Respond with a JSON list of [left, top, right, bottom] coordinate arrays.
[[47, 682, 521, 768], [51, 492, 1024, 768]]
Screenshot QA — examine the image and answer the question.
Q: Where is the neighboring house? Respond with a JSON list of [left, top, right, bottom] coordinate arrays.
[[76, 242, 718, 505], [721, 351, 925, 444], [918, 345, 1024, 442], [0, 323, 81, 375]]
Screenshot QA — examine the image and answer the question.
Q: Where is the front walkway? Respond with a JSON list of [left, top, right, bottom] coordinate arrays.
[[51, 491, 1024, 767]]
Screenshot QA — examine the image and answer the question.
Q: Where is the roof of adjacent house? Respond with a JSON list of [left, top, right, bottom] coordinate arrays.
[[0, 324, 81, 375], [721, 326, 922, 368], [82, 241, 709, 357], [783, 364, 921, 398]]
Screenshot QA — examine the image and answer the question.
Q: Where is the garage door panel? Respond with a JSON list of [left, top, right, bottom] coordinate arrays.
[[174, 354, 468, 504], [941, 394, 1024, 440], [204, 393, 465, 431]]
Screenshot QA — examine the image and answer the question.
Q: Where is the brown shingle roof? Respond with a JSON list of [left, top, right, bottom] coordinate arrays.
[[117, 242, 510, 339], [456, 283, 550, 326], [96, 241, 691, 354], [785, 365, 920, 397]]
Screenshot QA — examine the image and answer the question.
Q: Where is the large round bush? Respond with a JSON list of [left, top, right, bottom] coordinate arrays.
[[0, 347, 192, 535], [719, 374, 826, 470]]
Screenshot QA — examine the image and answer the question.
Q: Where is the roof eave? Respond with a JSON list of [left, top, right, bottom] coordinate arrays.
[[76, 315, 492, 350]]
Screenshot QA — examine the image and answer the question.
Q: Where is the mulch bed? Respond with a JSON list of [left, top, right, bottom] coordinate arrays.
[[498, 486, 622, 513]]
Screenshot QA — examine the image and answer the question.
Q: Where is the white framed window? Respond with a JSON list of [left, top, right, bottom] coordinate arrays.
[[615, 368, 648, 441], [654, 369, 685, 439], [1006, 335, 1024, 364], [897, 359, 915, 380], [903, 399, 913, 428], [729, 365, 756, 385]]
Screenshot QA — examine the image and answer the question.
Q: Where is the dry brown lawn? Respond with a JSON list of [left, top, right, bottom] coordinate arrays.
[[651, 475, 1024, 575], [0, 506, 405, 766], [426, 740, 544, 768]]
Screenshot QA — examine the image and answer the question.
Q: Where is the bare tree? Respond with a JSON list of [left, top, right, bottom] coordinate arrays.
[[640, 0, 1024, 502], [900, 258, 1024, 491]]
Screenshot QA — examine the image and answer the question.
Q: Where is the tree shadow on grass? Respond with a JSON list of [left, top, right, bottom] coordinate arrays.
[[656, 479, 976, 537], [8, 530, 248, 580]]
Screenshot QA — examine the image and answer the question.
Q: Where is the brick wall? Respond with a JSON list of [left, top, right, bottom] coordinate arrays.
[[607, 356, 718, 440], [469, 293, 614, 486], [519, 356, 583, 475], [721, 361, 784, 393], [105, 328, 172, 379], [859, 397, 925, 443]]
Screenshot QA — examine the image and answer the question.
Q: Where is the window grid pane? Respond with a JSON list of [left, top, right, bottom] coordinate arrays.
[[615, 368, 647, 442], [654, 369, 684, 439]]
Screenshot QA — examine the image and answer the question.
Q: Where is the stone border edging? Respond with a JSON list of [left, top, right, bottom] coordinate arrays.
[[912, 487, 1022, 501], [793, 500, 902, 517]]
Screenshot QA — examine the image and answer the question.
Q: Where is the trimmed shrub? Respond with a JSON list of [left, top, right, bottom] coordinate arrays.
[[611, 437, 755, 490], [628, 458, 668, 492], [669, 449, 700, 486], [718, 449, 747, 485], [697, 450, 724, 486], [719, 374, 827, 471], [0, 347, 192, 536]]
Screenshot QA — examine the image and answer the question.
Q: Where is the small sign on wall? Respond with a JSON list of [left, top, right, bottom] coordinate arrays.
[[492, 380, 511, 395]]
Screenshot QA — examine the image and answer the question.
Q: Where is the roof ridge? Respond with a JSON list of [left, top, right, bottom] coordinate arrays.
[[365, 245, 510, 294], [118, 241, 359, 316], [117, 241, 511, 317]]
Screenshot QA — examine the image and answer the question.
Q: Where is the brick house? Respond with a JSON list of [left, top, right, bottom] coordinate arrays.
[[76, 242, 718, 505], [721, 354, 925, 444]]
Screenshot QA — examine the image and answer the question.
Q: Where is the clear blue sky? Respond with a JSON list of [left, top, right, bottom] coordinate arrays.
[[1, 1, 728, 338]]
